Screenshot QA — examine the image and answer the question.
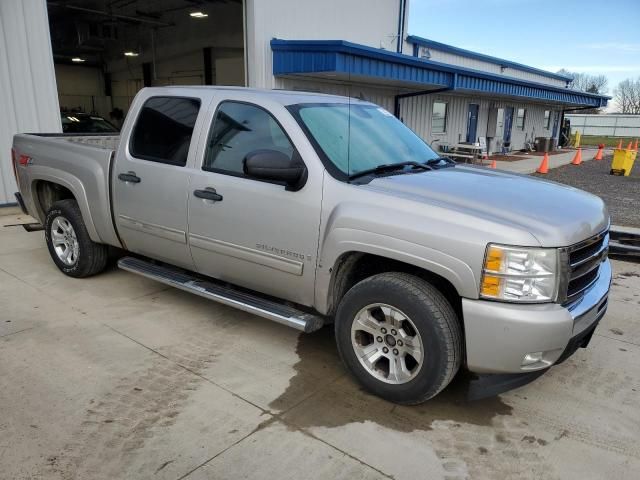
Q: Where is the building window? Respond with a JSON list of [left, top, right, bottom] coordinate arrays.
[[516, 108, 526, 130], [432, 101, 447, 133], [544, 110, 551, 129]]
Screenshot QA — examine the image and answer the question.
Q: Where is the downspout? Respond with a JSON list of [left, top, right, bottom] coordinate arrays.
[[394, 87, 451, 120], [396, 0, 407, 53], [394, 73, 454, 120]]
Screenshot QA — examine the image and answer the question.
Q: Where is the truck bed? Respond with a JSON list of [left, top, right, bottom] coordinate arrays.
[[12, 133, 122, 248], [28, 132, 120, 151]]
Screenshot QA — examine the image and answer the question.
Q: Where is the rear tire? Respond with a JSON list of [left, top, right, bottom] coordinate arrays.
[[335, 272, 462, 404], [44, 199, 108, 278]]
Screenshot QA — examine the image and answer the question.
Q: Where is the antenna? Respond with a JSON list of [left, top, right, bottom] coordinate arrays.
[[347, 57, 352, 177]]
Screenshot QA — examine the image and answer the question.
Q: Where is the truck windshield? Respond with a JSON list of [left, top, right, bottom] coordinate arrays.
[[289, 103, 442, 179]]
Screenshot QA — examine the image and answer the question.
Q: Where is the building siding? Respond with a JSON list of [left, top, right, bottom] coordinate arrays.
[[276, 77, 560, 153], [411, 48, 568, 88], [275, 77, 401, 112], [0, 0, 60, 205], [399, 93, 559, 152]]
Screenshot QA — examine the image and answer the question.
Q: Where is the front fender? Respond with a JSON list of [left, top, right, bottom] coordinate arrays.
[[315, 227, 478, 314]]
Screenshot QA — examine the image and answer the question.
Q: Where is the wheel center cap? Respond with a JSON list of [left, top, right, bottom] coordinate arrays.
[[385, 334, 396, 347]]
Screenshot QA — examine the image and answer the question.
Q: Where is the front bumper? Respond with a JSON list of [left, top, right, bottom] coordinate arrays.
[[463, 259, 611, 374]]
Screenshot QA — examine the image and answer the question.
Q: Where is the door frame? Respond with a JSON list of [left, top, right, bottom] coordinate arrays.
[[185, 91, 326, 306], [466, 103, 479, 143], [551, 111, 560, 139], [503, 106, 514, 144]]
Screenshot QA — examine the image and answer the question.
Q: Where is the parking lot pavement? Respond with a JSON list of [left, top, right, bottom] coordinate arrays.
[[1, 210, 639, 480]]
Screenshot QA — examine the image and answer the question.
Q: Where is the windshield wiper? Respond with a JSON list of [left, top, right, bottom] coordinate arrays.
[[348, 161, 432, 181], [425, 156, 454, 166]]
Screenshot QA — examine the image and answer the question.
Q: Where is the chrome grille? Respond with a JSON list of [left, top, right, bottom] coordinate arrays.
[[564, 230, 609, 303]]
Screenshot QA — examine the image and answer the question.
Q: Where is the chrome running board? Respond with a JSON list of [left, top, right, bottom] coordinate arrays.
[[118, 257, 325, 333]]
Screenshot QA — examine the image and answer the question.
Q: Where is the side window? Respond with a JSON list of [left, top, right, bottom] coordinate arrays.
[[203, 101, 294, 175], [516, 108, 526, 130], [130, 97, 200, 166], [431, 101, 447, 134]]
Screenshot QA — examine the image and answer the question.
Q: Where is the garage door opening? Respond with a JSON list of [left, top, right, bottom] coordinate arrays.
[[47, 0, 245, 129]]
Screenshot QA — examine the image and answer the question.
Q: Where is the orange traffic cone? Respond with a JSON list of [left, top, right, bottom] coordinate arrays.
[[634, 139, 638, 151], [616, 140, 622, 149], [594, 145, 603, 160], [490, 159, 497, 169], [571, 147, 582, 165], [626, 141, 633, 150], [536, 152, 549, 174]]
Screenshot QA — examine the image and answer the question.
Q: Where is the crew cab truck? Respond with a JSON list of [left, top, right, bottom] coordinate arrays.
[[12, 87, 611, 404]]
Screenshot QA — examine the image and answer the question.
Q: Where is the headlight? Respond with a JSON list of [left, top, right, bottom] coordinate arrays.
[[480, 244, 559, 303]]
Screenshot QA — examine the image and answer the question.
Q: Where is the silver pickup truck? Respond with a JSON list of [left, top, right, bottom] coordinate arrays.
[[12, 86, 611, 404]]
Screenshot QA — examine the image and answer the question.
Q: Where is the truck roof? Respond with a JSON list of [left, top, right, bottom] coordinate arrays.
[[142, 85, 371, 106]]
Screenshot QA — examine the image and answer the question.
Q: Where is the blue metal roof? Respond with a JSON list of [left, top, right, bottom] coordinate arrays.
[[407, 35, 574, 83], [271, 39, 609, 108]]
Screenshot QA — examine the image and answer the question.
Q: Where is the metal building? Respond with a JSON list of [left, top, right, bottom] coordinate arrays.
[[0, 0, 609, 206]]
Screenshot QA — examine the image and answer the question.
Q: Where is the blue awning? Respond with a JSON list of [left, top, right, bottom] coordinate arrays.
[[271, 40, 609, 108]]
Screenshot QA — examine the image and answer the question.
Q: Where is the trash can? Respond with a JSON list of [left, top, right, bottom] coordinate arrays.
[[535, 137, 551, 152], [610, 148, 637, 176]]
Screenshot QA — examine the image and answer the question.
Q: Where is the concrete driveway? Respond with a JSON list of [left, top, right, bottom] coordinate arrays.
[[1, 208, 639, 480]]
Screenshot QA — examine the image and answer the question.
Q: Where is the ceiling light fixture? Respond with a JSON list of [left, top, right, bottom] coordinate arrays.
[[71, 57, 85, 62], [190, 11, 208, 18], [124, 51, 139, 57]]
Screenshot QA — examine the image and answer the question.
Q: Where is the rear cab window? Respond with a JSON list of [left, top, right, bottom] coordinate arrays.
[[130, 96, 201, 166]]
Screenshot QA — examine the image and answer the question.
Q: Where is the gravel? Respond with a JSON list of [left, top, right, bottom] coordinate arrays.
[[532, 155, 640, 227]]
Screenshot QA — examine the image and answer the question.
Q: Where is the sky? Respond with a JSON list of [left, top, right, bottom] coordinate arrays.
[[407, 0, 640, 111]]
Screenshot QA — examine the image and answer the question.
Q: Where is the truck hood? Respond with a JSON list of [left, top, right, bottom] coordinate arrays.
[[364, 165, 609, 247]]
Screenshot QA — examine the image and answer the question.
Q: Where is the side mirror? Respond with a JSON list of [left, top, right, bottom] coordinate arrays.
[[243, 149, 307, 190]]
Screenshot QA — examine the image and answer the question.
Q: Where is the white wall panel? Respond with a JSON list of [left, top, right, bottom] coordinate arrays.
[[246, 0, 402, 89], [0, 0, 61, 205]]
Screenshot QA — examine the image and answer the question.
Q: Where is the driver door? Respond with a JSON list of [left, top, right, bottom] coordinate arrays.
[[187, 98, 323, 306]]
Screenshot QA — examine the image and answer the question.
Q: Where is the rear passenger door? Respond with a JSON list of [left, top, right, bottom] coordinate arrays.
[[113, 94, 206, 269]]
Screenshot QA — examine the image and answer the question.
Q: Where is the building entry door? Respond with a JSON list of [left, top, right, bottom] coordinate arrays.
[[552, 111, 560, 139], [466, 103, 479, 143], [503, 107, 514, 145]]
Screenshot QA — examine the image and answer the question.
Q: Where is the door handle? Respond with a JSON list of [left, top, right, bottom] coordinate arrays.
[[194, 188, 223, 202], [118, 171, 141, 183]]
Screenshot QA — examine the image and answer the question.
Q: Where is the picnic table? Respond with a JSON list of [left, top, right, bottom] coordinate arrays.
[[443, 143, 484, 164]]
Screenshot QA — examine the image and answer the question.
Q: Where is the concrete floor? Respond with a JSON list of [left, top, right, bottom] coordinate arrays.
[[1, 208, 639, 480]]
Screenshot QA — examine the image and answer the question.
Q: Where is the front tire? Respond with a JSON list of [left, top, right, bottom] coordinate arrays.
[[44, 199, 108, 278], [335, 272, 462, 404]]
